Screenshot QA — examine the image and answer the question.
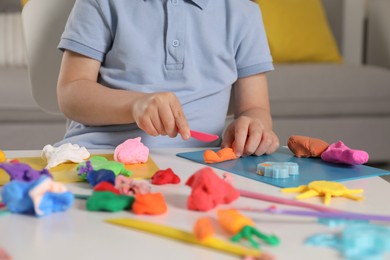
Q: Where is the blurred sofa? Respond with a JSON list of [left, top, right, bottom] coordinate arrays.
[[227, 0, 390, 163], [264, 0, 390, 163], [1, 0, 390, 164]]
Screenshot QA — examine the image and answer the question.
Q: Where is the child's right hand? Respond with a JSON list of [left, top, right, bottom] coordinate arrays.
[[132, 92, 190, 140]]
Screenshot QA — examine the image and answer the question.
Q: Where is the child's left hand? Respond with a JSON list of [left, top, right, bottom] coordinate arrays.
[[221, 115, 279, 157]]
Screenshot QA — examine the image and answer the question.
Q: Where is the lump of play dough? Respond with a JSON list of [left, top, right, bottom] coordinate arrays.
[[321, 141, 369, 165], [193, 217, 215, 241], [86, 169, 116, 187], [203, 148, 238, 163], [28, 176, 73, 216], [132, 192, 167, 215], [0, 247, 12, 260], [86, 191, 135, 212], [288, 135, 329, 158], [281, 180, 364, 205], [257, 162, 299, 178], [1, 180, 35, 214], [151, 168, 180, 185], [2, 176, 73, 216], [186, 167, 239, 211], [93, 181, 121, 195], [114, 137, 149, 164], [306, 223, 390, 259], [217, 209, 254, 234], [0, 149, 6, 163], [115, 175, 151, 195], [0, 162, 52, 182], [42, 143, 90, 169], [77, 156, 133, 179]]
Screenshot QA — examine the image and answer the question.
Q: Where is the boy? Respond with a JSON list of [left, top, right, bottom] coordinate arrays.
[[56, 0, 279, 157]]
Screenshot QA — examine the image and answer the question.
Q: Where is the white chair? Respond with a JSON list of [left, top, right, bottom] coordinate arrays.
[[22, 0, 75, 115]]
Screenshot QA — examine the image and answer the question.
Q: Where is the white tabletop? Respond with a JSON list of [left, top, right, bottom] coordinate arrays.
[[0, 148, 390, 260]]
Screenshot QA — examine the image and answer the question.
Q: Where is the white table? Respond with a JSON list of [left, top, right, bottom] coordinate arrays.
[[0, 148, 390, 260]]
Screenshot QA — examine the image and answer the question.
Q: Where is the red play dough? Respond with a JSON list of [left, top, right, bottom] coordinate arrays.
[[151, 168, 181, 185], [185, 167, 239, 211], [93, 181, 121, 195]]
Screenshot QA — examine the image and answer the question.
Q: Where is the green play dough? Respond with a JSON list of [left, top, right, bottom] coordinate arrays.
[[86, 191, 135, 212], [77, 156, 133, 179]]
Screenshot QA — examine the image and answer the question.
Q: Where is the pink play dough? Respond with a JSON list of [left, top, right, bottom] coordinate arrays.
[[321, 140, 369, 165], [114, 137, 149, 164]]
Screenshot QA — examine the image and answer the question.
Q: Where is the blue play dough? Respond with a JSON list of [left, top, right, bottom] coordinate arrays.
[[306, 223, 390, 259], [2, 180, 35, 214], [1, 176, 74, 217], [38, 192, 74, 216], [86, 169, 116, 187]]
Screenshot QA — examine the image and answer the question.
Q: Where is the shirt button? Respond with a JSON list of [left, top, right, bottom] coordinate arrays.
[[172, 40, 180, 47], [172, 0, 178, 5]]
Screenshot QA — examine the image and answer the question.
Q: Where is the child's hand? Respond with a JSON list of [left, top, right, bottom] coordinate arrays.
[[132, 92, 190, 140], [221, 115, 279, 157]]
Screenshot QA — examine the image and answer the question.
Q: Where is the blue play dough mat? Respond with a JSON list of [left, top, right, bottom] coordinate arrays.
[[176, 147, 390, 188]]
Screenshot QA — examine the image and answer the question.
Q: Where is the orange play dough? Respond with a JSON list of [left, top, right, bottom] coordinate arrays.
[[193, 217, 215, 241], [287, 135, 329, 158], [217, 209, 254, 234], [203, 148, 238, 163], [132, 192, 167, 215]]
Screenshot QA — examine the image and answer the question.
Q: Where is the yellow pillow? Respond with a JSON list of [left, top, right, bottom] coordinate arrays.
[[255, 0, 342, 63]]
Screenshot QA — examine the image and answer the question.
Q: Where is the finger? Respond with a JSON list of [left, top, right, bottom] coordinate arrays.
[[138, 117, 159, 136], [243, 126, 262, 156], [254, 131, 273, 156], [148, 107, 168, 136], [170, 99, 190, 140], [265, 134, 280, 154], [221, 126, 234, 148], [158, 103, 176, 137], [233, 121, 250, 157]]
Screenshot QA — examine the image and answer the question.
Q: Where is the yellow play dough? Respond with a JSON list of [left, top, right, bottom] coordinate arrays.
[[281, 180, 364, 205], [0, 150, 6, 163]]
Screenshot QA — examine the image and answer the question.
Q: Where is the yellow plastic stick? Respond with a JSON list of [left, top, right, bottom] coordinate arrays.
[[106, 217, 261, 257]]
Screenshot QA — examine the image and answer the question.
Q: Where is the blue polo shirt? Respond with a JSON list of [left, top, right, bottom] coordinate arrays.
[[57, 0, 273, 149]]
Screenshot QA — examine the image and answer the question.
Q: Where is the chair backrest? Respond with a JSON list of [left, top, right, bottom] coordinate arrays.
[[22, 0, 75, 115]]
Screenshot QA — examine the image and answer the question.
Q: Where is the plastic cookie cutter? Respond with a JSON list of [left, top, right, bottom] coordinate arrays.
[[257, 162, 299, 178], [281, 180, 364, 205], [305, 223, 390, 259]]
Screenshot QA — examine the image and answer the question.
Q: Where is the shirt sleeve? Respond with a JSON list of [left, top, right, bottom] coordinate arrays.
[[235, 3, 274, 78], [58, 0, 112, 62]]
